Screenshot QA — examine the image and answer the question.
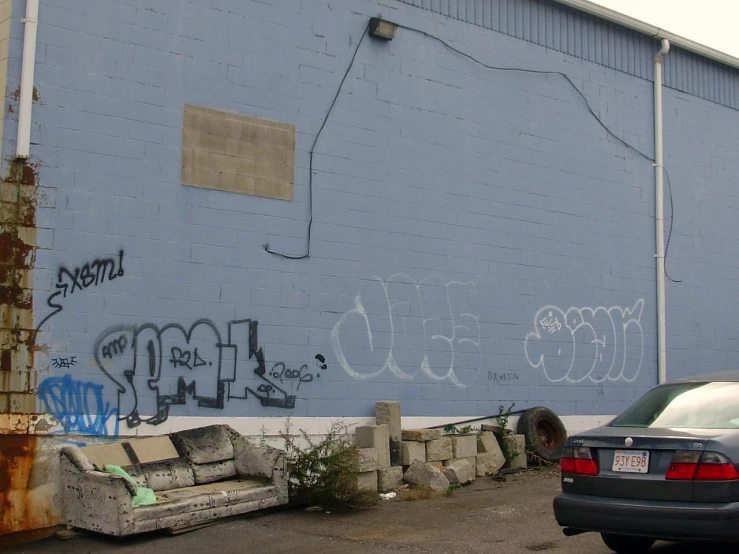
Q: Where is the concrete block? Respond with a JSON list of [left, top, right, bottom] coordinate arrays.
[[401, 441, 426, 465], [403, 460, 449, 493], [476, 452, 505, 476], [356, 470, 378, 492], [425, 437, 453, 462], [376, 401, 401, 466], [442, 459, 476, 485], [357, 447, 378, 472], [480, 424, 506, 433], [378, 466, 403, 492], [451, 435, 477, 459], [509, 435, 528, 470], [477, 431, 500, 454], [401, 429, 441, 441], [445, 456, 477, 469], [355, 424, 390, 469]]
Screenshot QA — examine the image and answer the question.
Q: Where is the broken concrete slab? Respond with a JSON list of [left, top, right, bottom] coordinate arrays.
[[509, 435, 528, 470], [401, 441, 426, 465], [401, 429, 441, 441], [477, 431, 501, 454], [403, 460, 450, 492], [357, 447, 379, 472], [442, 459, 476, 485], [378, 466, 403, 492], [376, 402, 402, 466], [444, 456, 476, 468], [480, 424, 509, 434], [355, 424, 391, 468], [476, 452, 505, 476], [425, 437, 453, 462], [356, 470, 378, 492], [451, 435, 477, 459]]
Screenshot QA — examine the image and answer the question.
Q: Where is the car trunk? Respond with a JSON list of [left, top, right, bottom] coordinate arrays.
[[571, 427, 721, 502]]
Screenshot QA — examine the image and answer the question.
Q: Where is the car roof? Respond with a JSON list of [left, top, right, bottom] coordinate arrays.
[[674, 370, 739, 383]]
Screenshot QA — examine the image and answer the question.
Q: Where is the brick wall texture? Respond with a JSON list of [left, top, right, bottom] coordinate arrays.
[[7, 0, 739, 432]]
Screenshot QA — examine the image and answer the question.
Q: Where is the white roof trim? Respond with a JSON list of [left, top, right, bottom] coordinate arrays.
[[553, 0, 739, 71]]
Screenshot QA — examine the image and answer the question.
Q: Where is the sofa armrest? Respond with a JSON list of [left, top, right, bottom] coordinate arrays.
[[60, 455, 137, 535], [232, 436, 287, 487]]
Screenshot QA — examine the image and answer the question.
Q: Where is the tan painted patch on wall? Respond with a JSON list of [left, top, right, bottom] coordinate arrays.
[[182, 104, 295, 200]]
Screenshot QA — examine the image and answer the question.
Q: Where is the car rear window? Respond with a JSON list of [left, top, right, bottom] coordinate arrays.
[[609, 382, 739, 429]]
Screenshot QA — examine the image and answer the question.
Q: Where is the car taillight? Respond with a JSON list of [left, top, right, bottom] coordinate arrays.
[[665, 451, 700, 480], [560, 446, 599, 476], [666, 451, 739, 481]]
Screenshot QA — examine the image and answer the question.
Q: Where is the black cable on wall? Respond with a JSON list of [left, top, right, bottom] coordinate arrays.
[[265, 19, 681, 283]]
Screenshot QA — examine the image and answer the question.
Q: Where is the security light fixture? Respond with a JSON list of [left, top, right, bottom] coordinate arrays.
[[369, 17, 397, 41]]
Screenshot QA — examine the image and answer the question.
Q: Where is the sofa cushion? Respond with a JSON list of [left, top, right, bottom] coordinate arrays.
[[170, 425, 234, 464], [191, 460, 237, 485], [232, 436, 283, 479], [121, 464, 148, 488], [133, 479, 276, 522], [140, 458, 196, 491]]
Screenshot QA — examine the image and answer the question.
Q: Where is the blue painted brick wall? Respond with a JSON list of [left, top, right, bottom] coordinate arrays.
[[12, 0, 739, 435]]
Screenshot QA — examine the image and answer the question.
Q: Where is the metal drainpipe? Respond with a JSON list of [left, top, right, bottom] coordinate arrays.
[[16, 0, 39, 159], [654, 38, 670, 384]]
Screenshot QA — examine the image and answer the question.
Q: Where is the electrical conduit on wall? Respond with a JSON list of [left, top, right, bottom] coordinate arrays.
[[654, 39, 670, 384]]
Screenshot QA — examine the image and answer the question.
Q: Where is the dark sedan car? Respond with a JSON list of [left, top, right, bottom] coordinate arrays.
[[554, 370, 739, 552]]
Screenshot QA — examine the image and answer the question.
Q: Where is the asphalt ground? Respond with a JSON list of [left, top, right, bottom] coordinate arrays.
[[7, 468, 737, 553]]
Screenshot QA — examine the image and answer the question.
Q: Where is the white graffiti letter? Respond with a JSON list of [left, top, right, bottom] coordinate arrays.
[[525, 299, 645, 384]]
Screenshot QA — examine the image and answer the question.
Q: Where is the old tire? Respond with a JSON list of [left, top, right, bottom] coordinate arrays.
[[516, 407, 567, 462], [601, 533, 655, 553]]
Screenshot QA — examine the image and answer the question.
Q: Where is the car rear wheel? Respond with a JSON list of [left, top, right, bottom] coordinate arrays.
[[601, 533, 655, 553]]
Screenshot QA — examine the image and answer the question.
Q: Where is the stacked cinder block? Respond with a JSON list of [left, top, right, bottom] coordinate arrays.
[[355, 402, 528, 495], [399, 427, 527, 486], [401, 431, 479, 473], [354, 423, 393, 492], [373, 401, 404, 491]]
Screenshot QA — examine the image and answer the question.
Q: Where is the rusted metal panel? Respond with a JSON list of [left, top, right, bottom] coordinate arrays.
[[0, 435, 35, 533], [0, 158, 46, 539], [0, 161, 38, 404]]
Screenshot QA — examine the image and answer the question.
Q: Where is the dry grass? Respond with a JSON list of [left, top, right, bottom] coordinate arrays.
[[397, 485, 441, 502]]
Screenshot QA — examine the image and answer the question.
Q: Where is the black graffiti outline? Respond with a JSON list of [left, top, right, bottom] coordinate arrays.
[[269, 362, 313, 390], [93, 318, 327, 427], [94, 319, 227, 428], [487, 371, 520, 384], [51, 356, 78, 369], [34, 250, 125, 341], [225, 319, 297, 409], [169, 346, 210, 369]]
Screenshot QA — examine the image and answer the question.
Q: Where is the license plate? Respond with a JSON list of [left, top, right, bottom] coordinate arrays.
[[612, 450, 649, 473]]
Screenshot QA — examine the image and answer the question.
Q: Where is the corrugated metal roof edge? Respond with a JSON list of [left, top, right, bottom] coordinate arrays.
[[552, 0, 739, 71]]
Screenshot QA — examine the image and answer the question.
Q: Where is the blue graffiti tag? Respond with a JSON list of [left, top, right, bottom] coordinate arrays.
[[37, 375, 119, 436]]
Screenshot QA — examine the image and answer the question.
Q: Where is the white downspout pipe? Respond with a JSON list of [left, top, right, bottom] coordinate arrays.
[[654, 38, 670, 384], [16, 0, 39, 159]]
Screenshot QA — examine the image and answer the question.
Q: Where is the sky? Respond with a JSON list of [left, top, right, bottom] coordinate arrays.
[[590, 0, 739, 58]]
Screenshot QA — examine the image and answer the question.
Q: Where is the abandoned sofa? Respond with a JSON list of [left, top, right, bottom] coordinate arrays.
[[60, 424, 288, 536]]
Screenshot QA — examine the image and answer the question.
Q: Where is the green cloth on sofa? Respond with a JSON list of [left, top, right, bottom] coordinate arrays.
[[105, 464, 157, 507]]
